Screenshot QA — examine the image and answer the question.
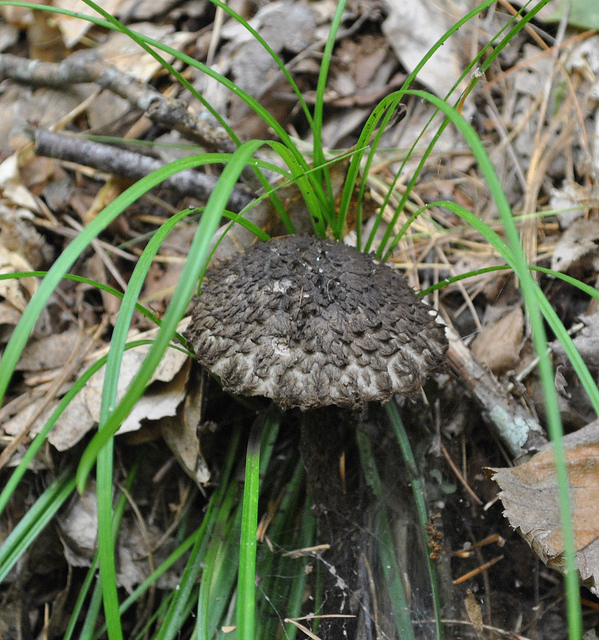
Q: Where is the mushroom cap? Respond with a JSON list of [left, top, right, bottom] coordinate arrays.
[[184, 235, 447, 410]]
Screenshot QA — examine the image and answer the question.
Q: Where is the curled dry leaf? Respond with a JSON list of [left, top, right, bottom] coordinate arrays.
[[53, 0, 122, 48], [48, 324, 189, 451], [58, 480, 182, 592], [551, 218, 599, 273], [0, 237, 37, 343], [549, 180, 594, 229], [491, 420, 599, 594], [0, 203, 54, 269], [470, 306, 524, 375]]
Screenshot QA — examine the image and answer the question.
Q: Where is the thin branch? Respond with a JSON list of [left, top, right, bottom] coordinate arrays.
[[445, 324, 548, 459], [0, 51, 235, 154], [33, 129, 253, 213]]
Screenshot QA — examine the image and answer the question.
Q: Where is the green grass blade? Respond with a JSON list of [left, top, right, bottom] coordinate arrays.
[[0, 154, 231, 411], [335, 94, 403, 242], [157, 432, 242, 640], [237, 406, 281, 640], [0, 467, 76, 582], [385, 401, 444, 640], [75, 140, 265, 492], [311, 0, 346, 209], [94, 204, 199, 640]]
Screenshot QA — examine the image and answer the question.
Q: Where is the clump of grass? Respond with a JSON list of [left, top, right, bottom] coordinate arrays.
[[0, 0, 593, 638]]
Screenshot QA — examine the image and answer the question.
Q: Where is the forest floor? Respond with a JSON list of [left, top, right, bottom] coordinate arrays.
[[1, 0, 599, 638]]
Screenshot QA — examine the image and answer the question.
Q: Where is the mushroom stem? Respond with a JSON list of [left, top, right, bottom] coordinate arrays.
[[300, 407, 366, 640]]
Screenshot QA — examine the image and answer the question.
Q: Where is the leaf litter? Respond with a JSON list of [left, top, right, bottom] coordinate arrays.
[[1, 0, 599, 637]]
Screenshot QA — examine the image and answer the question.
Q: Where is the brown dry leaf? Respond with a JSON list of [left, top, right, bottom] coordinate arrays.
[[16, 328, 83, 372], [220, 0, 316, 98], [217, 0, 317, 136], [491, 420, 599, 594], [140, 223, 195, 315], [550, 181, 595, 229], [58, 482, 181, 591], [513, 44, 554, 98], [470, 306, 524, 375], [0, 154, 39, 211], [48, 324, 189, 451], [58, 481, 99, 566], [0, 202, 54, 269], [53, 0, 123, 49], [116, 0, 188, 22], [27, 7, 68, 61], [551, 218, 599, 273], [160, 370, 211, 486], [96, 23, 195, 83], [0, 238, 37, 343], [0, 4, 34, 30], [552, 309, 599, 372], [1, 84, 93, 154], [0, 20, 19, 52], [382, 0, 469, 100]]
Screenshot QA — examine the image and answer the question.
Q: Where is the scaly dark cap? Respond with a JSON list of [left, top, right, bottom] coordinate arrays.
[[184, 235, 447, 410]]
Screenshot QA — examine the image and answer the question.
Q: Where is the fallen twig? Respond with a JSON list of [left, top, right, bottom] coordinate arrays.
[[0, 51, 235, 154], [445, 324, 548, 459], [33, 129, 253, 213]]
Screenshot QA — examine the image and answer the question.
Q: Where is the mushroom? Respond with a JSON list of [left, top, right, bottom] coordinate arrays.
[[184, 234, 448, 637]]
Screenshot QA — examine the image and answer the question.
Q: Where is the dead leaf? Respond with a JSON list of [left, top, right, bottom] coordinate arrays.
[[53, 0, 123, 49], [96, 23, 195, 83], [0, 155, 39, 212], [551, 218, 599, 273], [15, 328, 83, 372], [58, 482, 182, 592], [0, 237, 37, 343], [0, 202, 54, 269], [161, 368, 211, 486], [470, 306, 524, 375], [0, 21, 19, 53], [491, 420, 599, 594], [513, 44, 554, 98], [48, 323, 189, 451], [58, 482, 98, 566], [382, 0, 469, 100], [217, 0, 317, 137], [550, 181, 595, 229], [553, 309, 599, 370]]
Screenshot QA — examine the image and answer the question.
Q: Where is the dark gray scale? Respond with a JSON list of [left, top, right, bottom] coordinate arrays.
[[184, 234, 447, 411]]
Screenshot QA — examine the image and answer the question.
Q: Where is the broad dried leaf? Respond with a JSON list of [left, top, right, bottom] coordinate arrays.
[[551, 218, 599, 273], [382, 0, 468, 100], [161, 369, 211, 486], [96, 23, 195, 83], [53, 0, 123, 48], [0, 237, 37, 343], [491, 420, 599, 594], [471, 306, 524, 375], [0, 155, 39, 211], [48, 325, 189, 450]]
